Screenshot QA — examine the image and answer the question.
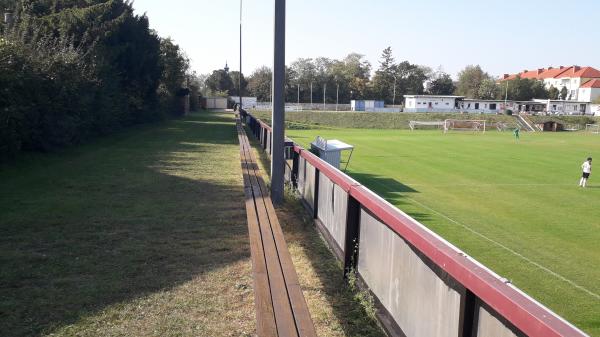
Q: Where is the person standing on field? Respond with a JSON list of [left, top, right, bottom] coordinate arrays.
[[513, 128, 520, 141], [579, 157, 592, 187]]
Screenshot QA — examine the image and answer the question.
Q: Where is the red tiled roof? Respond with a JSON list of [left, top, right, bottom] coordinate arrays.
[[581, 79, 600, 88], [502, 66, 600, 81]]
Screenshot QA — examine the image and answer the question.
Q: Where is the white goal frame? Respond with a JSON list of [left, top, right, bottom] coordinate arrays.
[[586, 124, 599, 134], [409, 120, 445, 131], [444, 119, 486, 133]]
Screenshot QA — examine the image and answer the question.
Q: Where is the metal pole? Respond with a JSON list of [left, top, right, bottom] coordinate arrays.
[[239, 0, 243, 109], [271, 0, 286, 204], [310, 82, 313, 109], [393, 76, 397, 106], [336, 83, 339, 111], [297, 83, 300, 106], [323, 83, 326, 110]]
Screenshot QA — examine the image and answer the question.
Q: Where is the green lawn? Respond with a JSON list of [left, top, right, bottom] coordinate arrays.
[[287, 127, 600, 336], [0, 112, 255, 336], [0, 111, 386, 337]]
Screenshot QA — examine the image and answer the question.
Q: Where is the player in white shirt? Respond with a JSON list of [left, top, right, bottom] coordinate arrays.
[[579, 157, 592, 187]]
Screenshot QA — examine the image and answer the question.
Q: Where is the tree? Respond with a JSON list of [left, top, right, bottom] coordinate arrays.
[[371, 47, 396, 103], [548, 85, 559, 99], [427, 73, 455, 95], [477, 79, 501, 100], [560, 86, 569, 100], [158, 37, 190, 115], [504, 77, 548, 101], [455, 65, 491, 98], [205, 69, 234, 96], [229, 71, 248, 97], [247, 66, 272, 102]]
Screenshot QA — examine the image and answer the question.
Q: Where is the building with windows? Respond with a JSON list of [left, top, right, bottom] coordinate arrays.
[[403, 95, 462, 112], [502, 66, 600, 101]]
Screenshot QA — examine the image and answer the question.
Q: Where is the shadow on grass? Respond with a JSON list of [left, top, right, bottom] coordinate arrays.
[[347, 172, 432, 223], [0, 112, 250, 336]]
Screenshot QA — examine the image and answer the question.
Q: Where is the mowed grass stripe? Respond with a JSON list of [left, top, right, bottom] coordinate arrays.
[[287, 128, 600, 336]]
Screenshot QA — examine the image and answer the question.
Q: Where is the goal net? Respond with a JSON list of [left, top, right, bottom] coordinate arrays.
[[444, 119, 486, 133], [409, 121, 445, 130], [586, 124, 599, 134]]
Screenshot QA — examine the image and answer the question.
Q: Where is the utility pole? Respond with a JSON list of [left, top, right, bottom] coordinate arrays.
[[271, 0, 286, 204], [297, 83, 300, 106], [239, 0, 243, 110], [504, 80, 508, 112]]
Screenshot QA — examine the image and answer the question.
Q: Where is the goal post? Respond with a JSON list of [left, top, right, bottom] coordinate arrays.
[[409, 120, 445, 131], [585, 124, 599, 134], [444, 119, 486, 133]]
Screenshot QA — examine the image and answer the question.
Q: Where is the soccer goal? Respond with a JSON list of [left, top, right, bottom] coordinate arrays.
[[409, 120, 445, 131], [444, 119, 486, 133], [585, 124, 600, 134]]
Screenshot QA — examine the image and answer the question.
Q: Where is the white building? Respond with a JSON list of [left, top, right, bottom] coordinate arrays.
[[591, 104, 600, 116], [230, 96, 258, 109], [403, 95, 462, 112], [532, 99, 591, 115], [459, 99, 505, 113], [502, 66, 600, 101], [577, 79, 600, 103]]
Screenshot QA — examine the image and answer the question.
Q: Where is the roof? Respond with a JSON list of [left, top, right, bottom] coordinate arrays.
[[311, 139, 353, 151], [404, 95, 464, 98], [502, 66, 600, 81], [581, 79, 600, 88]]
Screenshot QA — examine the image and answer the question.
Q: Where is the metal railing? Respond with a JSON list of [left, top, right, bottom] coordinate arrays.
[[240, 111, 589, 337]]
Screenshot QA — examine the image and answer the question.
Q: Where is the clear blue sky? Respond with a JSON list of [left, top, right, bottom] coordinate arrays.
[[133, 0, 600, 79]]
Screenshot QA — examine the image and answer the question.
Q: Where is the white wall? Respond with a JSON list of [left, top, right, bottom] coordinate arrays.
[[460, 101, 502, 114], [591, 104, 600, 116], [404, 97, 457, 112]]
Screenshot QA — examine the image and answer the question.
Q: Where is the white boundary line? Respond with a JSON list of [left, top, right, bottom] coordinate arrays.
[[369, 179, 600, 301]]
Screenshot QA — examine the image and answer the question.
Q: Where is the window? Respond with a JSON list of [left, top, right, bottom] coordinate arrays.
[[446, 102, 449, 105], [435, 102, 438, 105], [475, 103, 480, 109], [489, 103, 497, 110]]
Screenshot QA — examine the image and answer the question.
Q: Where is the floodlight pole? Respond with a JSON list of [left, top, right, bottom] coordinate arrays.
[[297, 83, 300, 106], [271, 0, 286, 204], [393, 75, 397, 106], [310, 82, 313, 109], [323, 84, 326, 110], [336, 83, 339, 111], [239, 0, 243, 109]]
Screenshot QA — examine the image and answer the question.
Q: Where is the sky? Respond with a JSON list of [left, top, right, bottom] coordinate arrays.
[[132, 0, 600, 79]]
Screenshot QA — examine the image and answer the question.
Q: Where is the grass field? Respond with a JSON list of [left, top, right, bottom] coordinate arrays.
[[0, 111, 385, 337], [286, 127, 600, 336]]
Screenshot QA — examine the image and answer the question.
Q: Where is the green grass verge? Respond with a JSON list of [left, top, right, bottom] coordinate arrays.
[[287, 127, 600, 336], [0, 112, 256, 336], [252, 110, 519, 130]]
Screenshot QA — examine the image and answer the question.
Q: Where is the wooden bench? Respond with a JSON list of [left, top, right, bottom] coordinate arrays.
[[236, 117, 317, 337]]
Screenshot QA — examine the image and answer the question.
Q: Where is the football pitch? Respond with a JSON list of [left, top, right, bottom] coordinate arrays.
[[286, 127, 600, 336]]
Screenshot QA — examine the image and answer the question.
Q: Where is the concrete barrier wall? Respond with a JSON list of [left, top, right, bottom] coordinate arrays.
[[317, 174, 348, 252], [302, 162, 316, 210], [476, 304, 520, 337], [358, 208, 462, 337]]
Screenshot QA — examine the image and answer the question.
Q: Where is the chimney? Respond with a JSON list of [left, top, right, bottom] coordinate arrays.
[[503, 74, 509, 79], [523, 69, 528, 73], [573, 65, 581, 72], [559, 66, 565, 69], [548, 67, 553, 70], [537, 68, 544, 75]]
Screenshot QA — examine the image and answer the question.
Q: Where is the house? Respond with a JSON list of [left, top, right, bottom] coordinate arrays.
[[502, 65, 600, 101], [578, 79, 600, 103], [403, 95, 463, 112], [351, 100, 385, 111], [532, 100, 590, 115], [591, 104, 600, 116], [230, 96, 258, 109]]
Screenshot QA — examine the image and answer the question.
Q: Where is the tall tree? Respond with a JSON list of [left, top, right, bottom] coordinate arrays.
[[205, 69, 234, 95], [560, 86, 569, 100], [455, 65, 491, 98], [247, 66, 271, 101], [548, 85, 559, 100], [427, 73, 455, 95], [229, 71, 248, 97], [477, 79, 501, 100]]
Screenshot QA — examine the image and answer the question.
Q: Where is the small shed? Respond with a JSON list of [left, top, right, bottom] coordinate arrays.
[[310, 136, 354, 170], [536, 121, 564, 132], [205, 97, 228, 109], [351, 100, 385, 111]]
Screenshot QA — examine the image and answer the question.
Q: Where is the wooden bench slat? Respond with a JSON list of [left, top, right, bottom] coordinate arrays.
[[237, 118, 316, 337]]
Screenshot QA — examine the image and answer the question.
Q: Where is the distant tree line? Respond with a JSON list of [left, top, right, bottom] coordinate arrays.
[[1, 0, 191, 160], [203, 47, 559, 106]]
